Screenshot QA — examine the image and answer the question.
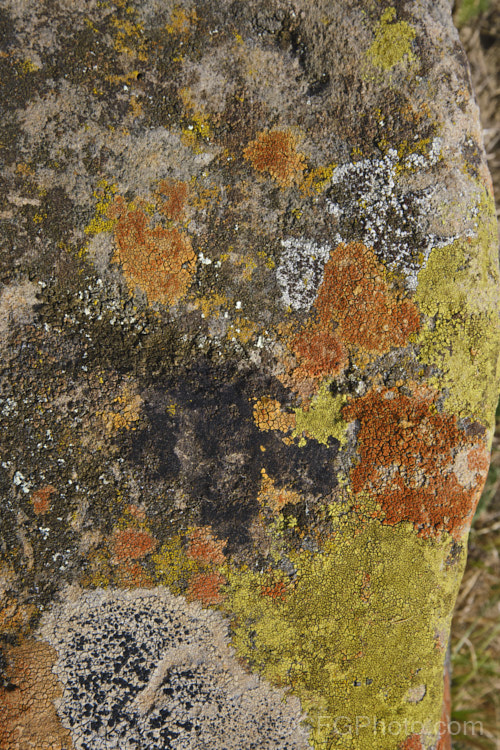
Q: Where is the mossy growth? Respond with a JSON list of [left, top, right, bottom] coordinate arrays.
[[226, 518, 466, 749], [367, 8, 416, 71], [415, 190, 500, 426], [293, 383, 348, 447]]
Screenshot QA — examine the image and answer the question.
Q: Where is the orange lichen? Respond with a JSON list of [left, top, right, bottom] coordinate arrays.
[[243, 130, 306, 187], [111, 528, 158, 563], [109, 196, 196, 305], [115, 559, 153, 588], [101, 383, 143, 433], [253, 397, 296, 434], [258, 468, 301, 513], [260, 580, 288, 601], [467, 444, 490, 474], [314, 242, 420, 355], [0, 640, 74, 750], [187, 526, 226, 566], [399, 735, 423, 750], [31, 484, 56, 515], [156, 179, 189, 222], [187, 572, 226, 606], [291, 324, 347, 382], [343, 387, 487, 538]]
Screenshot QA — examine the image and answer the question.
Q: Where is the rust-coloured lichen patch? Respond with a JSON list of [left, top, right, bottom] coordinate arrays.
[[399, 735, 423, 750], [187, 572, 226, 606], [115, 559, 153, 589], [0, 640, 74, 750], [156, 179, 189, 222], [109, 196, 196, 305], [31, 484, 56, 515], [111, 528, 158, 563], [243, 130, 306, 187], [260, 579, 288, 601], [343, 387, 489, 538], [291, 324, 347, 382], [187, 526, 226, 566], [315, 242, 420, 355]]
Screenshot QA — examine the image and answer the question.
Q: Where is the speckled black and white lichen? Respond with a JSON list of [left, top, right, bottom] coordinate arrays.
[[325, 140, 452, 288], [39, 587, 312, 750]]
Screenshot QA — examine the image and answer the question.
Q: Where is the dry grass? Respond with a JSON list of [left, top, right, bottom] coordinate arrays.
[[450, 2, 500, 747]]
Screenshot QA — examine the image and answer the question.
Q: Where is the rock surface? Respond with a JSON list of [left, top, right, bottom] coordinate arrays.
[[0, 1, 499, 749]]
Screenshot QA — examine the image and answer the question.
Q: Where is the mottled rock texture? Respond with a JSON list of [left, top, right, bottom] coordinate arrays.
[[0, 1, 499, 749]]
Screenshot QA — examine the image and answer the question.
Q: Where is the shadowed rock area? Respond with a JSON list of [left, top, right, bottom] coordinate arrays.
[[0, 1, 499, 749]]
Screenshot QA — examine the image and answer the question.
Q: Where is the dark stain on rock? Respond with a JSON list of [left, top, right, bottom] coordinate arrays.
[[125, 358, 339, 555]]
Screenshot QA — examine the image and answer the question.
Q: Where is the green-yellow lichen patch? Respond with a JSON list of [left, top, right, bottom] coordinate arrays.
[[367, 7, 416, 71], [226, 519, 465, 750], [294, 383, 348, 447], [415, 190, 500, 425], [152, 536, 198, 596], [84, 179, 118, 236]]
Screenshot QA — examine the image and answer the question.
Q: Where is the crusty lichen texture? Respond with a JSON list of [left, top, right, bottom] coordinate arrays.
[[1, 1, 499, 749], [226, 520, 466, 750]]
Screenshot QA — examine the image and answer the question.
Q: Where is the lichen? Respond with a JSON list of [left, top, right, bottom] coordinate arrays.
[[294, 384, 348, 447], [244, 130, 306, 187], [343, 386, 489, 539], [367, 8, 416, 71], [109, 195, 197, 306], [226, 518, 465, 750], [414, 190, 500, 425]]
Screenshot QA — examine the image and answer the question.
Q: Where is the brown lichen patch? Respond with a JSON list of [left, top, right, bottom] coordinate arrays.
[[31, 485, 56, 516], [187, 572, 226, 606], [187, 527, 226, 566], [111, 528, 158, 564], [315, 242, 420, 356], [258, 469, 301, 514], [0, 639, 74, 750], [253, 397, 296, 434], [243, 130, 306, 187], [343, 387, 488, 538], [109, 196, 196, 305], [155, 179, 189, 222]]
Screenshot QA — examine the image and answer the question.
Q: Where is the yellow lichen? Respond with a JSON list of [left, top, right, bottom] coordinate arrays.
[[367, 8, 416, 71], [226, 519, 466, 750], [415, 190, 500, 425], [294, 383, 348, 447]]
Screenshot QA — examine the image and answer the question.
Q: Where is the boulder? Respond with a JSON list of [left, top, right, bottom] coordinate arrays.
[[0, 1, 499, 748]]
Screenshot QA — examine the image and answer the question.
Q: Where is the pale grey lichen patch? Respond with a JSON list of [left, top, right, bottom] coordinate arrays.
[[276, 237, 331, 311], [38, 587, 312, 750], [0, 280, 39, 336], [326, 139, 454, 288]]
